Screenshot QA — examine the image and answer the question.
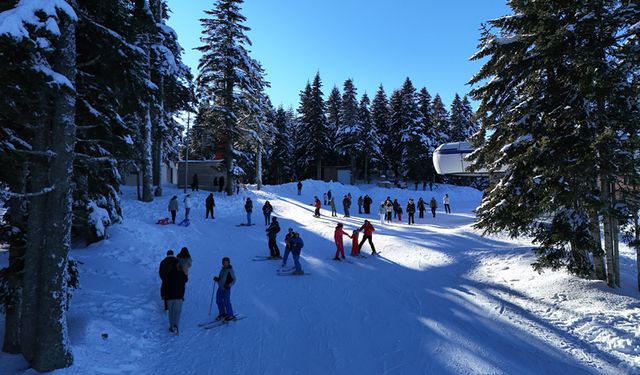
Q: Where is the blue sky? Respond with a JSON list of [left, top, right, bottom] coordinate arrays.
[[165, 0, 511, 110]]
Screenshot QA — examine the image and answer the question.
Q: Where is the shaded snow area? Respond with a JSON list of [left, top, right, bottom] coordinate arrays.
[[1, 180, 639, 374]]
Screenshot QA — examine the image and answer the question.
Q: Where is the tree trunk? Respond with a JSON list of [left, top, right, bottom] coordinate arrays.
[[364, 155, 369, 184], [350, 154, 356, 185], [590, 211, 607, 281], [601, 175, 616, 287], [20, 13, 76, 371], [152, 1, 164, 197], [256, 142, 263, 190]]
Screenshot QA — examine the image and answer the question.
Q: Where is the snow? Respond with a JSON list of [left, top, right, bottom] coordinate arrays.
[[87, 201, 111, 238], [1, 180, 638, 374], [0, 0, 77, 41]]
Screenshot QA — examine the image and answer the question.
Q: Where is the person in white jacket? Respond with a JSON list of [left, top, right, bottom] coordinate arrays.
[[378, 202, 386, 225], [443, 194, 451, 214], [183, 194, 192, 220]]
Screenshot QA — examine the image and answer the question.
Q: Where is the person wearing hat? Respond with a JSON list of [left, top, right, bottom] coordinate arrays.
[[164, 260, 188, 333], [407, 199, 416, 225], [333, 223, 351, 260], [159, 250, 178, 310], [266, 217, 281, 258], [213, 257, 237, 321], [281, 228, 295, 268]]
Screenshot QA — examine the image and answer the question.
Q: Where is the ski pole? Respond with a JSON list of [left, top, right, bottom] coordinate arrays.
[[208, 280, 216, 316]]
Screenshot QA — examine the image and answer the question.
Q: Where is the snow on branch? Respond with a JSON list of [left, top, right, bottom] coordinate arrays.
[[1, 185, 56, 200], [0, 0, 77, 41]]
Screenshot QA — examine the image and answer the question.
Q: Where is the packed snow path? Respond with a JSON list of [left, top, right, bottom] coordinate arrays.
[[1, 181, 638, 374]]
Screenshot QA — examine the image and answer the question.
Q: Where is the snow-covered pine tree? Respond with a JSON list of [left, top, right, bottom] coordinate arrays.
[[461, 95, 478, 139], [448, 93, 465, 142], [356, 93, 379, 183], [325, 85, 342, 166], [418, 87, 437, 183], [371, 85, 391, 175], [431, 94, 450, 147], [399, 78, 428, 184], [266, 106, 294, 184], [297, 73, 330, 179], [197, 0, 264, 195], [387, 89, 408, 179], [339, 79, 361, 184], [469, 0, 639, 282]]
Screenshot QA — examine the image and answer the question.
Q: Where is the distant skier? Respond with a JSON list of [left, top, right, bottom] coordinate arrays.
[[168, 196, 179, 224], [213, 257, 236, 321], [430, 197, 437, 218], [313, 196, 321, 217], [350, 229, 360, 256], [357, 196, 363, 214], [327, 190, 332, 205], [164, 260, 188, 333], [159, 250, 178, 311], [323, 192, 327, 205], [183, 194, 192, 221], [262, 201, 273, 225], [176, 247, 192, 275], [417, 197, 426, 219], [205, 193, 215, 219], [407, 199, 416, 225], [329, 196, 337, 217], [358, 220, 377, 255], [393, 199, 400, 221], [396, 203, 403, 222], [297, 181, 302, 195], [342, 195, 351, 218], [266, 217, 281, 258], [333, 223, 351, 260], [289, 232, 305, 275], [244, 197, 253, 225], [363, 195, 372, 214], [384, 199, 393, 223], [443, 194, 451, 214], [281, 228, 295, 267], [378, 202, 385, 225], [191, 173, 199, 192]]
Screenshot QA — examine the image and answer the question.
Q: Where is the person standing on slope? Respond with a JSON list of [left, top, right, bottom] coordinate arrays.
[[363, 195, 372, 214], [443, 194, 451, 214], [396, 203, 403, 222], [281, 228, 295, 268], [417, 197, 425, 219], [244, 197, 253, 225], [213, 257, 236, 321], [333, 223, 351, 260], [429, 197, 437, 218], [205, 193, 215, 219], [289, 232, 305, 275], [191, 173, 199, 192], [176, 247, 192, 276], [385, 199, 393, 223], [313, 196, 322, 217], [165, 261, 188, 333], [266, 217, 282, 258], [358, 220, 377, 255], [297, 181, 302, 195], [357, 196, 363, 214], [350, 228, 360, 257], [378, 202, 385, 225], [392, 199, 400, 221], [327, 189, 332, 205], [183, 194, 192, 221], [407, 199, 416, 225], [168, 196, 179, 224], [262, 200, 273, 225], [343, 195, 351, 218], [323, 192, 327, 206], [159, 250, 178, 310], [329, 196, 337, 217]]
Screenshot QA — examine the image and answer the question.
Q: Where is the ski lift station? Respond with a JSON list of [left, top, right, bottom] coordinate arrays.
[[433, 141, 505, 176]]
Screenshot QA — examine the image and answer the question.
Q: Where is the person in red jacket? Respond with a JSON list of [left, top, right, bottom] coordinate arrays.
[[358, 220, 377, 255], [333, 223, 351, 260], [313, 196, 321, 217], [350, 229, 360, 256]]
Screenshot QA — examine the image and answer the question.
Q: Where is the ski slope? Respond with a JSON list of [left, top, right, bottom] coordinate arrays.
[[1, 180, 639, 374]]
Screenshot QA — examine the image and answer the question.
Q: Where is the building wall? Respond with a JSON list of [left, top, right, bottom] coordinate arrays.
[[177, 161, 227, 191]]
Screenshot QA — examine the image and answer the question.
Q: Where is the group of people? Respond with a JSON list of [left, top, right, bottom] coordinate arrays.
[[376, 195, 450, 225], [167, 193, 217, 224], [333, 219, 377, 260]]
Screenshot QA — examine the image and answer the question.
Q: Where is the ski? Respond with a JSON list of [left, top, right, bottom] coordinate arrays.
[[332, 258, 354, 264], [277, 272, 311, 276], [277, 267, 296, 273], [202, 315, 247, 329], [236, 223, 256, 227], [252, 256, 280, 261]]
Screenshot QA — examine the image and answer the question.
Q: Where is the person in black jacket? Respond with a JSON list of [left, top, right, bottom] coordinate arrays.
[[159, 250, 178, 310], [266, 217, 281, 258], [205, 193, 215, 219], [407, 199, 416, 225], [214, 257, 236, 321], [363, 195, 372, 214], [191, 173, 199, 191], [164, 261, 188, 333]]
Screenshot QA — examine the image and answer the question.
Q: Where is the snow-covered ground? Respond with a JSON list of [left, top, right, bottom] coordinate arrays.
[[1, 180, 639, 374]]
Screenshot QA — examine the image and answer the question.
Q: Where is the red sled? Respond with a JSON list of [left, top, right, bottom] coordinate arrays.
[[156, 218, 170, 225]]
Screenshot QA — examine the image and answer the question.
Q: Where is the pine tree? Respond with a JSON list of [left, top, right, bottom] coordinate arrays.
[[431, 94, 450, 147], [469, 0, 639, 281], [371, 85, 390, 174], [267, 106, 294, 183], [387, 89, 405, 178], [399, 78, 428, 183], [325, 85, 342, 165], [448, 93, 466, 141], [339, 79, 360, 183], [355, 93, 379, 183], [460, 95, 478, 139], [298, 73, 330, 179], [197, 0, 265, 195], [418, 87, 437, 182]]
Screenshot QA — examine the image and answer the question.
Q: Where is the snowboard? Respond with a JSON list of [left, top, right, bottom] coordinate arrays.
[[201, 315, 247, 329]]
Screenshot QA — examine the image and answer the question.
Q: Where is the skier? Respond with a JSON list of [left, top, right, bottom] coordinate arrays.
[[323, 192, 327, 205], [262, 200, 273, 225], [164, 261, 188, 333], [430, 197, 437, 218], [281, 228, 295, 267], [327, 189, 332, 205], [396, 203, 403, 222], [183, 194, 192, 221], [378, 202, 385, 225], [168, 196, 178, 224], [342, 195, 351, 218], [244, 197, 253, 225], [333, 223, 351, 260], [266, 216, 281, 258], [289, 232, 305, 275], [384, 199, 393, 223], [213, 257, 236, 321], [191, 173, 199, 192], [176, 247, 192, 275], [363, 195, 372, 214], [358, 220, 377, 255], [329, 196, 337, 217], [313, 196, 321, 217], [357, 196, 363, 214], [159, 250, 178, 311], [407, 199, 416, 225], [417, 197, 425, 219], [443, 194, 451, 214], [297, 180, 302, 195], [392, 199, 400, 221], [350, 228, 360, 256], [205, 193, 215, 219]]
